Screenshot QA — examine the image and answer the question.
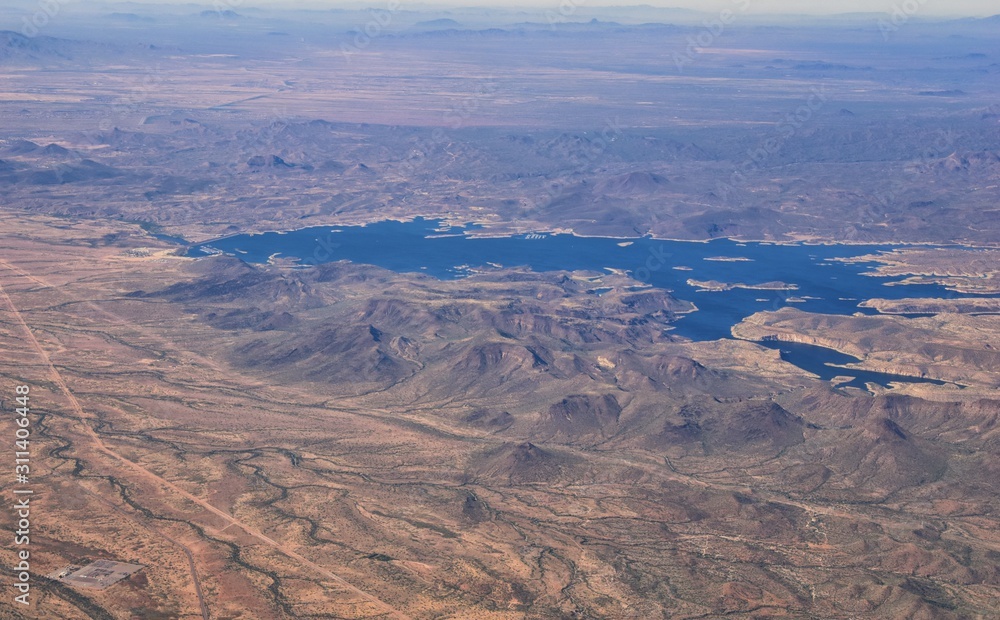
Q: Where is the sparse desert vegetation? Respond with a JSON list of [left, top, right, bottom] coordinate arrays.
[[0, 3, 998, 618]]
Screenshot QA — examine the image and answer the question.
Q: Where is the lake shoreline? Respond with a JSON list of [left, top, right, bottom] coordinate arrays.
[[174, 215, 1000, 252]]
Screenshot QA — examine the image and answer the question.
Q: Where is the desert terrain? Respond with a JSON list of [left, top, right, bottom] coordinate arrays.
[[0, 3, 998, 619], [0, 212, 997, 618]]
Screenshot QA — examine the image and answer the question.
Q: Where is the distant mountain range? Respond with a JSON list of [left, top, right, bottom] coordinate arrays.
[[0, 30, 119, 64]]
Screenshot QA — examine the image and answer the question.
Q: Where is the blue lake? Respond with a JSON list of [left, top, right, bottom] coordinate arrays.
[[189, 218, 982, 388]]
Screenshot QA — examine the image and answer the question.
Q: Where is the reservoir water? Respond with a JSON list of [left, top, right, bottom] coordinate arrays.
[[190, 218, 982, 388], [757, 341, 948, 390]]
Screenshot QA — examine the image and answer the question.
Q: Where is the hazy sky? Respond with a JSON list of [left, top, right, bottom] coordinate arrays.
[[105, 0, 999, 17]]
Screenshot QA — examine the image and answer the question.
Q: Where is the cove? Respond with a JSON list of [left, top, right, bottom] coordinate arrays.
[[757, 341, 950, 390]]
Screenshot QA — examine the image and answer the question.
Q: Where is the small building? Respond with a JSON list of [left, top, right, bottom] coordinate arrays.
[[48, 560, 144, 590]]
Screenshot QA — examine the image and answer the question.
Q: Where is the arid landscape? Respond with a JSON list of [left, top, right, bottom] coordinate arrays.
[[1, 2, 999, 619]]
